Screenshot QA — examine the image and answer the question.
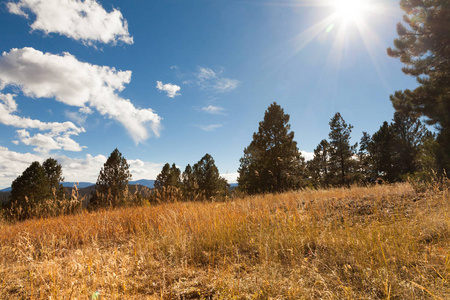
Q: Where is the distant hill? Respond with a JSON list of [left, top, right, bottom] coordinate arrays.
[[0, 187, 11, 192], [62, 180, 155, 189], [129, 179, 155, 188], [62, 182, 95, 188]]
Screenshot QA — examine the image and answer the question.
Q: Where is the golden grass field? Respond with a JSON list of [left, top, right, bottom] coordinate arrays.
[[1, 182, 449, 299]]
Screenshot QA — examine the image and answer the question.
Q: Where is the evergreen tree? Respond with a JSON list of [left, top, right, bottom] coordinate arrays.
[[328, 113, 357, 187], [391, 111, 430, 176], [238, 102, 305, 194], [10, 161, 50, 219], [43, 157, 65, 198], [93, 148, 131, 208], [358, 132, 376, 180], [387, 0, 450, 172], [182, 164, 198, 200], [9, 158, 64, 219], [370, 121, 396, 182], [193, 154, 228, 199], [155, 163, 181, 190], [364, 113, 432, 182], [308, 139, 331, 188]]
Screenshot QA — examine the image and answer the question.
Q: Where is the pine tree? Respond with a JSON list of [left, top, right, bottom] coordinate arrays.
[[93, 148, 131, 208], [328, 113, 357, 187], [10, 161, 50, 219], [364, 113, 432, 182], [193, 154, 228, 199], [155, 163, 181, 190], [391, 112, 430, 176], [358, 132, 376, 180], [182, 164, 198, 200], [387, 0, 450, 172], [238, 102, 305, 194], [43, 157, 65, 199], [370, 121, 396, 182], [308, 139, 331, 188]]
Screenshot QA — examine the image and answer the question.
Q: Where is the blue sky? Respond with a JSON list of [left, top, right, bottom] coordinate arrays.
[[0, 0, 418, 188]]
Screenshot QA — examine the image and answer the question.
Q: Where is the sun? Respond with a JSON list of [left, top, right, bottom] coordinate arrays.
[[333, 0, 371, 24]]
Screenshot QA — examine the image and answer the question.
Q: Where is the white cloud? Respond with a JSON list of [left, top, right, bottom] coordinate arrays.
[[0, 92, 86, 152], [0, 147, 165, 189], [156, 81, 181, 98], [220, 172, 238, 183], [301, 150, 314, 161], [0, 146, 43, 188], [0, 48, 161, 144], [196, 124, 223, 132], [195, 67, 240, 93], [201, 105, 226, 115], [16, 129, 85, 153], [128, 159, 165, 181], [79, 106, 93, 114], [7, 0, 133, 46]]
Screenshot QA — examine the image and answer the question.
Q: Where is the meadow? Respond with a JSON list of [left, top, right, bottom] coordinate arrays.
[[1, 182, 449, 299]]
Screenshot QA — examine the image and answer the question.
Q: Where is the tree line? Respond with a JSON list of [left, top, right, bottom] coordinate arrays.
[[2, 149, 229, 220]]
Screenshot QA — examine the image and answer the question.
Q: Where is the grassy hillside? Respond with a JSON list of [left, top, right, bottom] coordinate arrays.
[[0, 182, 449, 299]]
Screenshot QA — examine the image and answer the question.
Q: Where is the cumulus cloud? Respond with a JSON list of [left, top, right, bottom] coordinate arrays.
[[0, 92, 85, 152], [0, 147, 165, 189], [195, 67, 240, 93], [128, 159, 165, 181], [301, 150, 314, 161], [156, 81, 181, 98], [16, 129, 85, 153], [196, 124, 223, 132], [0, 146, 42, 188], [0, 47, 161, 144], [7, 0, 133, 46], [220, 172, 238, 183], [201, 105, 226, 115]]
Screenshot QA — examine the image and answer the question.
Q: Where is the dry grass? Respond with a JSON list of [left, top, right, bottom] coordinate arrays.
[[1, 182, 450, 299]]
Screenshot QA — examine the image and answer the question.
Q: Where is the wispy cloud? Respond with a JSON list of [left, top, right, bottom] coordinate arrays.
[[0, 47, 161, 144], [156, 81, 181, 98], [195, 67, 240, 93], [196, 124, 223, 132], [7, 0, 133, 46], [200, 105, 226, 115]]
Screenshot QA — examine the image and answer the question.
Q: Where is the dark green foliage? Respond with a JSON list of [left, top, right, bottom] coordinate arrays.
[[328, 113, 357, 187], [93, 148, 131, 208], [387, 0, 450, 172], [155, 163, 181, 190], [358, 132, 376, 179], [370, 121, 396, 182], [43, 157, 65, 199], [9, 158, 65, 220], [361, 112, 433, 182], [238, 102, 305, 194], [193, 154, 229, 199], [182, 164, 198, 200], [307, 139, 331, 188]]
